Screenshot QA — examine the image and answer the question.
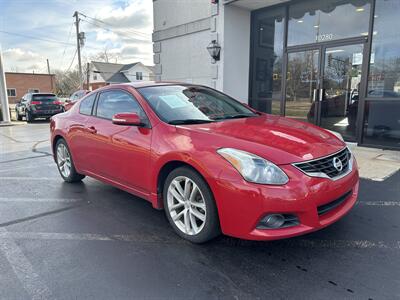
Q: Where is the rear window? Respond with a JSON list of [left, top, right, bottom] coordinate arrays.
[[32, 94, 57, 102], [79, 93, 96, 115]]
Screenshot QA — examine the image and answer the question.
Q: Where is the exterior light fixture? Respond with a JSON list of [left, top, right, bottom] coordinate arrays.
[[207, 40, 221, 61]]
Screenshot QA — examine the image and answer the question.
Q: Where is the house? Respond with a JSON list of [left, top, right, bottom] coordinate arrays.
[[88, 61, 154, 90], [5, 72, 55, 104], [152, 0, 400, 150]]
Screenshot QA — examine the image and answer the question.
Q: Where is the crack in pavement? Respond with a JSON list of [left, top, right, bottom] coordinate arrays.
[[0, 203, 87, 228], [0, 132, 47, 144], [0, 155, 51, 164], [31, 140, 52, 156]]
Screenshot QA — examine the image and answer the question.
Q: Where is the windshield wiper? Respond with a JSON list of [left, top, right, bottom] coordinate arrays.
[[212, 114, 255, 120], [168, 119, 215, 125]]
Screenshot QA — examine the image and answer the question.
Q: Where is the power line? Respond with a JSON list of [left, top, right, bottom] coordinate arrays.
[[0, 30, 76, 47], [78, 12, 151, 39], [0, 30, 104, 51], [81, 19, 150, 43], [65, 49, 77, 73], [61, 22, 74, 66]]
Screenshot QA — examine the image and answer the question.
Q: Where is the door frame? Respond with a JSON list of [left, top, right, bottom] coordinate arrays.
[[283, 36, 369, 139]]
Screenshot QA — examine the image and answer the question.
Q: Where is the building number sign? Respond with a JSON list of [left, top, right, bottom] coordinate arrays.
[[316, 33, 334, 42]]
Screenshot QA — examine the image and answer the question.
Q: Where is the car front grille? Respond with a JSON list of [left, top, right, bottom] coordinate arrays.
[[293, 147, 352, 180], [317, 190, 352, 216]]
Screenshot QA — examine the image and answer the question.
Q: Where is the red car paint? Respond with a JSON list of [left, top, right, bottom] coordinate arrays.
[[50, 83, 359, 241]]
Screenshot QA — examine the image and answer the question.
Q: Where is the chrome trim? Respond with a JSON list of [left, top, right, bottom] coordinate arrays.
[[292, 147, 353, 181]]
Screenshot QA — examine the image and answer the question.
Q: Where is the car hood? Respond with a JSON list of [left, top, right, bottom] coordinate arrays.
[[179, 114, 346, 165]]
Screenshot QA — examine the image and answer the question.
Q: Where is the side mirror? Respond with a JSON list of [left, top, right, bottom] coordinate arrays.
[[112, 112, 143, 126]]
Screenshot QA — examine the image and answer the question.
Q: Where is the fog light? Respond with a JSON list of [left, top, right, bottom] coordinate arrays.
[[257, 213, 300, 229], [262, 214, 285, 229]]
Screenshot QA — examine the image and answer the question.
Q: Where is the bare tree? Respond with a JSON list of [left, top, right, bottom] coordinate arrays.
[[91, 48, 119, 63], [54, 68, 81, 97]]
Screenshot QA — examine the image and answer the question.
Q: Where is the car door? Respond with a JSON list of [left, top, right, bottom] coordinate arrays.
[[88, 89, 152, 194], [67, 93, 97, 172]]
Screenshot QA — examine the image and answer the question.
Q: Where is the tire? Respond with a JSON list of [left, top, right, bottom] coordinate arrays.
[[163, 166, 220, 243], [16, 109, 22, 121], [55, 139, 85, 183], [26, 111, 33, 123]]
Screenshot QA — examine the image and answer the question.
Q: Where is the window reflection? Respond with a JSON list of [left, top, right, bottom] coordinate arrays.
[[285, 50, 319, 122], [249, 7, 284, 114], [367, 0, 400, 98], [288, 0, 371, 46], [363, 101, 400, 147]]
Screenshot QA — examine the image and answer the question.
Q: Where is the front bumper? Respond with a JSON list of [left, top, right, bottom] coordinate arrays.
[[211, 158, 359, 241]]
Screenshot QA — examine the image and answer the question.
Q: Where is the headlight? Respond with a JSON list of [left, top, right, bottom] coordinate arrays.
[[327, 129, 344, 141], [217, 148, 289, 185]]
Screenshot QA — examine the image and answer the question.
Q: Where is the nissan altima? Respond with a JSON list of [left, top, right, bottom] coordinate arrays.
[[50, 82, 359, 243]]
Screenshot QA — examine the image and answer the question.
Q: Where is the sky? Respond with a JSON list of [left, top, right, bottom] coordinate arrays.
[[0, 0, 153, 73]]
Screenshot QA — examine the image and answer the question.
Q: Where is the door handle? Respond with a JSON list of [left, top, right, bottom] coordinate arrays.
[[86, 126, 97, 134]]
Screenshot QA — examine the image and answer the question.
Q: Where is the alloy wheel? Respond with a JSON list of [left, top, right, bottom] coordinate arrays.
[[57, 143, 72, 178], [167, 176, 207, 235]]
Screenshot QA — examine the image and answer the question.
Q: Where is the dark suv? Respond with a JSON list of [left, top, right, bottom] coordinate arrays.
[[15, 93, 64, 122]]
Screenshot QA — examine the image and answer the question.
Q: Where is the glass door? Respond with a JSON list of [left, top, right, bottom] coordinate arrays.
[[319, 43, 364, 141], [285, 49, 320, 123]]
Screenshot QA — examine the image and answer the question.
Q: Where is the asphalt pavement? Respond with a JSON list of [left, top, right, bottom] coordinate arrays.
[[0, 122, 399, 300]]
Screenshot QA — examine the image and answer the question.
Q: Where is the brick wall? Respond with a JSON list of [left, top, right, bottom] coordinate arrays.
[[5, 72, 55, 104]]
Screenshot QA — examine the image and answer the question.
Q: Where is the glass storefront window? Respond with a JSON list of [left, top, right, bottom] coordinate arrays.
[[249, 7, 284, 114], [367, 0, 400, 98], [288, 0, 371, 46], [363, 101, 400, 147]]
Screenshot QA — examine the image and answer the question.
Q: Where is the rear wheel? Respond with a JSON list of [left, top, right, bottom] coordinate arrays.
[[163, 167, 220, 243], [26, 111, 33, 123], [55, 139, 85, 183]]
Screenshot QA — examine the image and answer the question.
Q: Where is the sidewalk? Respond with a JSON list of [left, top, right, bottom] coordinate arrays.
[[347, 143, 400, 181]]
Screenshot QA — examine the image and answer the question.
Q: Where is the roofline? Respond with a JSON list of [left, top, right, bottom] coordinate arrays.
[[5, 72, 55, 76], [91, 61, 125, 66]]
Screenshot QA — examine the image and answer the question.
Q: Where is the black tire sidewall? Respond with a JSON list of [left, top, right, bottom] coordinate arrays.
[[163, 166, 220, 243], [26, 111, 32, 122]]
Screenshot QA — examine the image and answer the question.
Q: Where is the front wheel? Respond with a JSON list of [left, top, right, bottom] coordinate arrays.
[[55, 139, 85, 183], [16, 109, 22, 121], [163, 167, 220, 243]]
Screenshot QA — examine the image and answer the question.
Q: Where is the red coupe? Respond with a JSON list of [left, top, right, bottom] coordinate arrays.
[[50, 82, 359, 243]]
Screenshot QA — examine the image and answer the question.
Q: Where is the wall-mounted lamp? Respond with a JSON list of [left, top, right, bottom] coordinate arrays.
[[206, 40, 221, 61]]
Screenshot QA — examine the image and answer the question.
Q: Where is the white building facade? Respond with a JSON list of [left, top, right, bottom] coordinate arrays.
[[153, 0, 400, 150]]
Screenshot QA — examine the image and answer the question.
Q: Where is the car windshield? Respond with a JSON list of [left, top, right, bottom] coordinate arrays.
[[32, 94, 57, 102], [137, 85, 257, 124]]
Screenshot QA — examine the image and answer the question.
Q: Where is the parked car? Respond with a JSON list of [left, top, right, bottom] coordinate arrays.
[[64, 90, 90, 111], [50, 82, 359, 243], [15, 93, 64, 122]]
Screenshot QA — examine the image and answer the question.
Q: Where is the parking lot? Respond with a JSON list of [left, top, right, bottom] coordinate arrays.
[[0, 122, 399, 299]]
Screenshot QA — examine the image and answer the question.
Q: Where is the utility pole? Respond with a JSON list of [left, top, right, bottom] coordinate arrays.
[[47, 58, 53, 91], [73, 11, 83, 89], [0, 48, 11, 123], [86, 62, 90, 90]]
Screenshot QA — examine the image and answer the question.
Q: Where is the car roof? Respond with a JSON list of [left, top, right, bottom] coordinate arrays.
[[30, 92, 56, 95], [121, 81, 189, 89]]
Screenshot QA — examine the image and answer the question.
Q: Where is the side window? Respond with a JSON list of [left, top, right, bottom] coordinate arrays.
[[96, 90, 146, 120], [79, 94, 96, 115]]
